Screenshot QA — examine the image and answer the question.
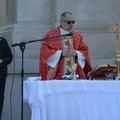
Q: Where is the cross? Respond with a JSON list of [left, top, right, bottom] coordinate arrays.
[[66, 60, 72, 67], [111, 21, 120, 79], [65, 40, 71, 49], [111, 21, 120, 31], [111, 21, 120, 51]]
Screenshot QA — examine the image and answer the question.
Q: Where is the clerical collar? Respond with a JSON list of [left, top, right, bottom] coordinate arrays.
[[60, 27, 69, 35]]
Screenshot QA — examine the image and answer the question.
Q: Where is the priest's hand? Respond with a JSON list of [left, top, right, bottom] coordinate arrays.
[[62, 49, 76, 57]]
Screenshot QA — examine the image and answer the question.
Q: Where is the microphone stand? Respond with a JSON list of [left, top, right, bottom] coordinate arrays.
[[11, 32, 73, 120]]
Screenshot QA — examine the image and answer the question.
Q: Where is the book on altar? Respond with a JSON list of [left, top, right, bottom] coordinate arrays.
[[87, 64, 117, 80]]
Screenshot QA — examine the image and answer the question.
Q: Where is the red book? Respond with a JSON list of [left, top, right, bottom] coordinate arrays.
[[88, 64, 117, 80]]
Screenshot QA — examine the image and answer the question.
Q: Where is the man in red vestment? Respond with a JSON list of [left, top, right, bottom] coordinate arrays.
[[39, 12, 92, 80]]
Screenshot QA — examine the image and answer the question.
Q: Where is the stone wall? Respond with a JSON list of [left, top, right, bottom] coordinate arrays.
[[0, 0, 120, 119]]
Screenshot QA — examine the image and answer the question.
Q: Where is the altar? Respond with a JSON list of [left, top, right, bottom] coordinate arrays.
[[23, 78, 120, 120]]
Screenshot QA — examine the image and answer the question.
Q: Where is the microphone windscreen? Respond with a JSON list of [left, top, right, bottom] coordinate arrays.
[[68, 32, 73, 36]]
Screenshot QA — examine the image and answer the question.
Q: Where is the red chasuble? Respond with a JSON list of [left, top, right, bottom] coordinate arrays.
[[39, 26, 92, 80]]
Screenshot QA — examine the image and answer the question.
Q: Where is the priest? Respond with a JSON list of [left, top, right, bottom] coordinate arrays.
[[39, 12, 92, 80]]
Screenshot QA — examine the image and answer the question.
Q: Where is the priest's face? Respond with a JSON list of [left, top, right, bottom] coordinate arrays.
[[61, 14, 75, 32]]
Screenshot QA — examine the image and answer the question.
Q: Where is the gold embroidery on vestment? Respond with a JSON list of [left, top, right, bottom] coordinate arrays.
[[62, 36, 75, 75]]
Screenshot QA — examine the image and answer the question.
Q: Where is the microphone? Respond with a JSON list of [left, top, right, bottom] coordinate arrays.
[[62, 32, 73, 37], [68, 32, 73, 36]]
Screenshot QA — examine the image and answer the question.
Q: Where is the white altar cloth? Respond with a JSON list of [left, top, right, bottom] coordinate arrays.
[[23, 79, 120, 120]]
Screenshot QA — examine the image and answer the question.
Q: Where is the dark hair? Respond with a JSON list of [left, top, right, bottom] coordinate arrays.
[[60, 12, 72, 21]]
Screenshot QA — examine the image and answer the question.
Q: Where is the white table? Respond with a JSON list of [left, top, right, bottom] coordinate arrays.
[[23, 78, 120, 120]]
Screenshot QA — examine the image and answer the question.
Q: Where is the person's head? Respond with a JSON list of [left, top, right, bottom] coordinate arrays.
[[60, 12, 75, 32]]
